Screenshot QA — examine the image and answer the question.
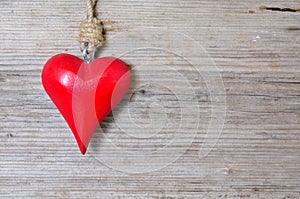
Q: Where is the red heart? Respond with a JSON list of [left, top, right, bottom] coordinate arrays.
[[42, 54, 130, 154]]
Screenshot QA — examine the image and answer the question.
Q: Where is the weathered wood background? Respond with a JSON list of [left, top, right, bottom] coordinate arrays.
[[0, 0, 299, 198]]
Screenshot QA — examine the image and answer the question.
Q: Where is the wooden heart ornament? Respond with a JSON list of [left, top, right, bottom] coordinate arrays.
[[42, 54, 130, 154]]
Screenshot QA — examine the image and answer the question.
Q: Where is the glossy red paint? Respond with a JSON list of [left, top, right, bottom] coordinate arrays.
[[42, 54, 130, 154]]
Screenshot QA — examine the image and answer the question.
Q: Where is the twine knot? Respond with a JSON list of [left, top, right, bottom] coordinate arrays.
[[78, 0, 104, 54]]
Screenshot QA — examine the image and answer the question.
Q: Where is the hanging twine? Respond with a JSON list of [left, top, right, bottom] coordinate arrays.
[[78, 0, 105, 54]]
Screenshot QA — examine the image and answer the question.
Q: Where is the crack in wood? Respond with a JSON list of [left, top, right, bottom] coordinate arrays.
[[287, 27, 300, 31], [260, 6, 300, 13]]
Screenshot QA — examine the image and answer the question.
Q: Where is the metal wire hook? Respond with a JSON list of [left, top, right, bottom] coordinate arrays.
[[82, 42, 95, 63]]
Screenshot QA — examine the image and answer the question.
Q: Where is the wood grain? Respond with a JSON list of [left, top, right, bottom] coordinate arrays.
[[0, 0, 299, 198]]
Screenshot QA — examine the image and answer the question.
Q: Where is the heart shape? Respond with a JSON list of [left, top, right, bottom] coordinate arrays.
[[42, 54, 130, 154]]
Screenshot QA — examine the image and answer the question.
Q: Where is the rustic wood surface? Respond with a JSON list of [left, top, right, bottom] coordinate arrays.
[[0, 0, 299, 198]]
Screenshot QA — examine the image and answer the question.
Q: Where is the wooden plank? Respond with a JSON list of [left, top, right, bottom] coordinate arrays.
[[0, 0, 299, 198]]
